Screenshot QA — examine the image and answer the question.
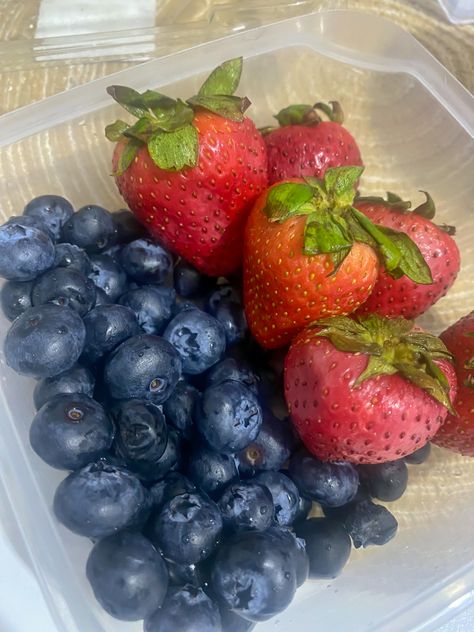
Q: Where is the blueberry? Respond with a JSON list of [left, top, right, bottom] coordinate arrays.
[[61, 205, 117, 253], [173, 297, 199, 316], [196, 381, 262, 454], [33, 364, 95, 410], [23, 195, 74, 241], [0, 280, 33, 321], [218, 607, 256, 632], [4, 304, 85, 377], [205, 284, 241, 313], [144, 585, 221, 632], [150, 473, 196, 510], [342, 499, 398, 548], [30, 393, 113, 470], [81, 304, 140, 364], [187, 445, 238, 498], [31, 267, 96, 316], [206, 284, 247, 345], [5, 214, 54, 240], [289, 449, 359, 507], [163, 309, 226, 375], [150, 492, 222, 565], [86, 532, 168, 621], [144, 429, 182, 480], [322, 484, 372, 520], [174, 260, 209, 297], [53, 459, 150, 538], [162, 380, 199, 439], [294, 495, 313, 524], [294, 518, 351, 578], [236, 413, 295, 475], [113, 209, 147, 243], [405, 442, 431, 464], [267, 526, 309, 587], [166, 560, 207, 588], [218, 481, 274, 532], [205, 358, 259, 394], [119, 286, 175, 335], [120, 238, 172, 284], [104, 334, 181, 403], [111, 399, 168, 481], [0, 222, 54, 281], [88, 254, 127, 301], [253, 471, 300, 527], [359, 460, 408, 502], [94, 287, 112, 306], [210, 530, 297, 621], [53, 243, 92, 276]]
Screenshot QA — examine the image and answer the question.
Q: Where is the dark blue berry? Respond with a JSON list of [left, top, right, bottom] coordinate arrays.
[[113, 209, 146, 243], [144, 429, 182, 481], [166, 561, 206, 588], [206, 284, 247, 345], [33, 364, 95, 410], [405, 442, 431, 464], [205, 284, 241, 313], [162, 380, 199, 440], [218, 481, 274, 532], [187, 445, 238, 498], [289, 449, 359, 507], [120, 238, 172, 283], [5, 214, 54, 240], [196, 381, 262, 454], [205, 357, 258, 394], [174, 260, 209, 297], [150, 472, 196, 510], [210, 530, 297, 622], [144, 585, 221, 632], [173, 297, 199, 316], [253, 471, 300, 527], [150, 492, 222, 565], [23, 195, 74, 241], [94, 287, 111, 305], [88, 254, 127, 301], [111, 399, 168, 481], [53, 243, 92, 276], [294, 495, 312, 524], [104, 334, 181, 403], [359, 460, 408, 502], [119, 286, 175, 335], [31, 267, 96, 316], [4, 304, 85, 377], [30, 393, 114, 470], [0, 279, 33, 321], [322, 484, 372, 520], [294, 518, 351, 578], [53, 459, 150, 538], [81, 304, 140, 364], [0, 222, 54, 281], [236, 413, 296, 476], [267, 527, 309, 587], [61, 205, 117, 253], [341, 499, 398, 548], [86, 531, 168, 621], [163, 309, 226, 375], [218, 606, 256, 632]]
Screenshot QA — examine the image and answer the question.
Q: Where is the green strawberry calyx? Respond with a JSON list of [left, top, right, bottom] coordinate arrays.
[[260, 101, 343, 135], [105, 57, 250, 175], [314, 314, 455, 412], [263, 166, 433, 284]]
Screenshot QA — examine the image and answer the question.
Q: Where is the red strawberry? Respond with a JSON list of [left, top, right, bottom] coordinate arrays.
[[284, 315, 457, 464], [263, 102, 362, 185], [243, 166, 432, 349], [433, 311, 474, 456], [355, 192, 460, 318], [106, 58, 268, 276]]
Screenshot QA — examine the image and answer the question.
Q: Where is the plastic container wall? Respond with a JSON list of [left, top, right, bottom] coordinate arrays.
[[0, 10, 473, 632]]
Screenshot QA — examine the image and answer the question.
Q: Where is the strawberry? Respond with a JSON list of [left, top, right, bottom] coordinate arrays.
[[262, 101, 362, 185], [243, 166, 432, 349], [433, 311, 474, 456], [355, 192, 460, 318], [105, 58, 268, 276], [284, 314, 457, 464]]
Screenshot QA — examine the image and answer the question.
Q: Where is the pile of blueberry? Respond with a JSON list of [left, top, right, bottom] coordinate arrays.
[[0, 195, 431, 631]]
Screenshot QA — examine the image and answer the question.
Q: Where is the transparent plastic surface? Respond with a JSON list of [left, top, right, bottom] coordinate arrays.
[[0, 10, 473, 632], [438, 0, 474, 24]]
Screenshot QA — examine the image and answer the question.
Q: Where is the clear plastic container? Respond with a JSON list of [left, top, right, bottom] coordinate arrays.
[[438, 0, 474, 24], [0, 9, 473, 632]]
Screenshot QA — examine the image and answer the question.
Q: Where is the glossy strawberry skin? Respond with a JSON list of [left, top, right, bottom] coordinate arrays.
[[113, 111, 268, 277], [265, 121, 362, 186], [243, 185, 378, 350], [355, 202, 460, 319], [434, 312, 474, 456], [284, 328, 457, 464]]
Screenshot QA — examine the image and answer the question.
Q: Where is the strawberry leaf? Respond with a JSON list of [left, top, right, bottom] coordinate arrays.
[[105, 119, 129, 141], [106, 86, 148, 118], [313, 101, 344, 124], [403, 332, 452, 359], [147, 125, 198, 171], [350, 207, 402, 273], [395, 362, 454, 413], [152, 98, 194, 131], [324, 166, 363, 201], [141, 90, 176, 112], [378, 226, 433, 285], [263, 183, 314, 223], [187, 95, 250, 122], [198, 57, 243, 97], [414, 190, 436, 219], [275, 104, 317, 126], [303, 210, 352, 268], [114, 138, 143, 176], [354, 355, 398, 386], [123, 117, 161, 142]]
